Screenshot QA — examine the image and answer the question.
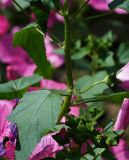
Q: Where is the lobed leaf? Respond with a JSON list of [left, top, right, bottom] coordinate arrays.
[[9, 90, 63, 160], [13, 24, 52, 78], [0, 74, 42, 99]]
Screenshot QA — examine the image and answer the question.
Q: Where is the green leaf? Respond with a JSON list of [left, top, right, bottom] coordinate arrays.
[[9, 90, 63, 160], [95, 91, 129, 103], [14, 0, 30, 10], [0, 75, 42, 99], [71, 48, 89, 60], [76, 71, 108, 99], [24, 0, 60, 10], [30, 0, 61, 34], [27, 0, 61, 33], [103, 52, 115, 67], [31, 6, 49, 33], [108, 0, 125, 9], [118, 0, 129, 12], [117, 42, 129, 63], [104, 120, 114, 131], [13, 24, 51, 78], [81, 91, 129, 104], [104, 130, 124, 146], [54, 48, 65, 55], [108, 0, 129, 12]]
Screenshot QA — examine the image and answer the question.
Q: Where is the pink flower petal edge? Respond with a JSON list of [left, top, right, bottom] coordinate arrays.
[[88, 0, 127, 14], [114, 98, 129, 130], [111, 139, 129, 160], [0, 15, 10, 35], [0, 100, 16, 159], [29, 134, 62, 160]]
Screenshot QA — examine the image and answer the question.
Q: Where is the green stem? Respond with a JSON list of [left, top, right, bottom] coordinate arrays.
[[83, 11, 113, 21], [79, 75, 110, 94], [57, 2, 73, 123], [79, 80, 106, 94], [70, 0, 90, 21], [93, 111, 104, 121]]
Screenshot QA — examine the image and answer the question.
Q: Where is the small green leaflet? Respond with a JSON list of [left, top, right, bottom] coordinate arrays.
[[117, 42, 129, 63], [0, 74, 42, 99], [9, 90, 63, 160], [13, 24, 52, 78]]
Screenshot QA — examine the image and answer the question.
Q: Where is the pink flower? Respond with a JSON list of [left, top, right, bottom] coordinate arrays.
[[111, 139, 129, 160], [0, 100, 16, 159], [116, 62, 129, 90], [69, 141, 87, 155], [0, 15, 10, 35], [5, 141, 15, 160], [0, 32, 36, 79], [88, 0, 127, 14], [40, 79, 66, 90], [48, 11, 64, 29], [45, 38, 64, 68], [0, 28, 64, 80], [0, 0, 12, 7], [114, 98, 129, 130], [29, 134, 62, 160]]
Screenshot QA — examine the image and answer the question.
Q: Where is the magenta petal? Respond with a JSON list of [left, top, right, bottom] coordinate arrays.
[[81, 143, 87, 155], [40, 79, 66, 90], [0, 33, 36, 79], [45, 38, 64, 68], [116, 63, 129, 90], [0, 143, 5, 157], [114, 98, 129, 130], [0, 0, 12, 7], [88, 0, 127, 14], [5, 141, 15, 160], [88, 0, 109, 11], [0, 100, 16, 140], [0, 15, 10, 35], [117, 63, 129, 82], [29, 134, 62, 160], [111, 139, 129, 160]]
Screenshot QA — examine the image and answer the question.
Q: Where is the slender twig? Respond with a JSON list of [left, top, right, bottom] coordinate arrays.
[[71, 99, 96, 106], [47, 30, 63, 46], [70, 0, 90, 21], [83, 11, 113, 21], [79, 80, 106, 94], [93, 111, 104, 121]]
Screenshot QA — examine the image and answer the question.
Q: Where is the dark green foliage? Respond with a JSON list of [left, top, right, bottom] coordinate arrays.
[[0, 74, 42, 99], [13, 24, 52, 77]]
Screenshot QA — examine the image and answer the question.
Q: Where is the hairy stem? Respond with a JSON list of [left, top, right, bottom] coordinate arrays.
[[57, 2, 73, 123]]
